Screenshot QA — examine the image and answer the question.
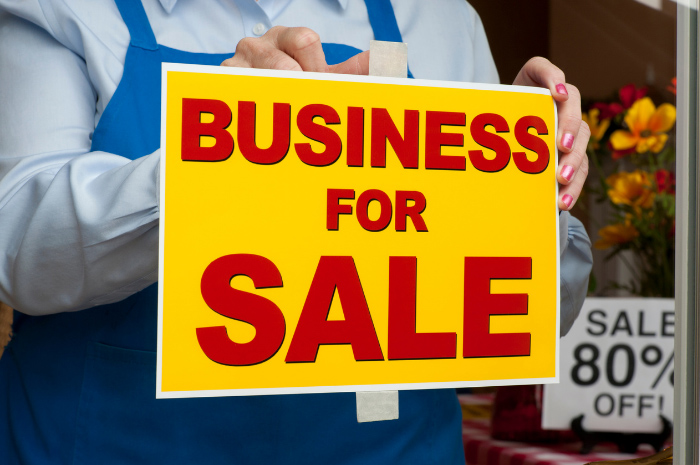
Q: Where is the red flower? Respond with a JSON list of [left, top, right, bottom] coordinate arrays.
[[655, 169, 676, 194], [619, 83, 648, 109], [668, 77, 677, 95], [592, 102, 625, 120], [592, 84, 648, 120]]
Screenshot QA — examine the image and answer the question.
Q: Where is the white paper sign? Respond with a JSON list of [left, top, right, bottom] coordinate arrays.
[[543, 297, 674, 433]]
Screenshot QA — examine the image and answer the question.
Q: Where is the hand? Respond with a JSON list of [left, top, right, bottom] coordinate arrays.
[[222, 26, 369, 75], [513, 57, 590, 211]]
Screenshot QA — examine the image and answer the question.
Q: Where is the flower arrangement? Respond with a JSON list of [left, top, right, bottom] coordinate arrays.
[[585, 81, 676, 297]]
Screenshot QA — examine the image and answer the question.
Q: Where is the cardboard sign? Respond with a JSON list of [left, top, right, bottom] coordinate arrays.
[[157, 64, 559, 398], [543, 298, 675, 433]]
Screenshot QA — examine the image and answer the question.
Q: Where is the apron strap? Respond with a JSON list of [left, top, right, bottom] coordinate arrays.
[[363, 0, 403, 43], [362, 0, 414, 78], [114, 0, 159, 51]]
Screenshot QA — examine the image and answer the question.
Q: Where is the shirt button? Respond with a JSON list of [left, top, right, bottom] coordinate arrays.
[[253, 23, 266, 36]]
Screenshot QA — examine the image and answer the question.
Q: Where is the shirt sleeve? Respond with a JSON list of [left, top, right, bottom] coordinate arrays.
[[559, 212, 593, 336], [464, 2, 500, 85], [0, 12, 160, 315]]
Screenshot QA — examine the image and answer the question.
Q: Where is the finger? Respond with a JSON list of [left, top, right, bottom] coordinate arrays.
[[221, 55, 252, 68], [327, 50, 370, 75], [556, 84, 583, 154], [512, 57, 569, 102], [558, 123, 590, 211], [274, 27, 327, 72], [558, 120, 590, 186], [559, 155, 588, 211], [225, 34, 303, 71]]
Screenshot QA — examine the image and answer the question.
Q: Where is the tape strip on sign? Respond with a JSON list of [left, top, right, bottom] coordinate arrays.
[[355, 40, 408, 423], [368, 40, 408, 79], [157, 57, 560, 399], [356, 390, 400, 422]]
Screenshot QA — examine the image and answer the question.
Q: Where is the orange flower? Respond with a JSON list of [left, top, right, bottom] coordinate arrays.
[[606, 170, 655, 210], [610, 97, 676, 153], [582, 108, 610, 150], [594, 222, 639, 250]]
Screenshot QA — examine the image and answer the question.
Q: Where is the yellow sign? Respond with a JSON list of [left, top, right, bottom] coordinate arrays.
[[157, 64, 560, 398]]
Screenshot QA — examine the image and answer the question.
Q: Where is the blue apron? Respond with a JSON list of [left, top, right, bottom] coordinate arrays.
[[0, 1, 461, 464]]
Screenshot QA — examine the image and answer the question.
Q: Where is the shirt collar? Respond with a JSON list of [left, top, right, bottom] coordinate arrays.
[[158, 0, 349, 15], [159, 0, 177, 14]]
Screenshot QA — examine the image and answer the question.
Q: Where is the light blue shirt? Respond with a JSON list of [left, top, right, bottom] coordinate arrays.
[[0, 0, 591, 334]]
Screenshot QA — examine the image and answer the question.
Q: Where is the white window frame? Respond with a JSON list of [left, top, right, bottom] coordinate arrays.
[[675, 2, 700, 462]]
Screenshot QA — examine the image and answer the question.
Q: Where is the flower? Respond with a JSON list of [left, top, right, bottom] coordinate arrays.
[[582, 108, 610, 149], [655, 169, 675, 195], [667, 77, 676, 95], [592, 83, 647, 120], [606, 170, 655, 210], [619, 83, 648, 109], [609, 143, 636, 160], [594, 222, 639, 249], [584, 83, 676, 297], [610, 97, 676, 154], [592, 101, 625, 121]]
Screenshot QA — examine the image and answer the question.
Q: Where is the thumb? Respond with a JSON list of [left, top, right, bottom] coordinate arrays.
[[327, 50, 370, 75]]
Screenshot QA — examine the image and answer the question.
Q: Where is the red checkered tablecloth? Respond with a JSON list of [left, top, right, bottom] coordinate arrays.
[[460, 394, 664, 465]]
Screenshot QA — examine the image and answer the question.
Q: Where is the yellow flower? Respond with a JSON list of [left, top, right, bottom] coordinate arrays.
[[594, 222, 639, 249], [606, 170, 655, 210], [610, 97, 676, 153], [582, 108, 610, 149]]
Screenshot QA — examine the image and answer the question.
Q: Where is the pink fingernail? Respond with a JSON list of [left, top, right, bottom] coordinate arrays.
[[562, 133, 574, 150], [561, 165, 575, 182], [562, 194, 573, 209], [556, 84, 568, 95]]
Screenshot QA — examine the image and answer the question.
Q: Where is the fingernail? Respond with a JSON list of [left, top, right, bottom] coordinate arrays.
[[562, 194, 573, 209], [562, 133, 574, 150], [556, 84, 568, 95], [561, 165, 575, 182]]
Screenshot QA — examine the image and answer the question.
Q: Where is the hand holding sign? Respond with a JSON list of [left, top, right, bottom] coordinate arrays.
[[221, 26, 370, 75], [513, 57, 591, 211]]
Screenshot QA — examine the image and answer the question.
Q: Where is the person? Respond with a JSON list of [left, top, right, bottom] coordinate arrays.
[[0, 0, 593, 463]]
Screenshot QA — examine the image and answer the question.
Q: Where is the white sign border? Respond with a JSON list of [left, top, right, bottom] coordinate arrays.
[[157, 62, 560, 399]]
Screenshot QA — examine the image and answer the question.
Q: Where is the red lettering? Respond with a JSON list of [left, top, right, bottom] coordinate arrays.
[[237, 101, 290, 164], [468, 113, 511, 172], [327, 189, 355, 230], [463, 257, 532, 358], [196, 254, 285, 366], [371, 108, 419, 169], [347, 107, 365, 167], [425, 111, 466, 170], [356, 189, 393, 232], [395, 191, 428, 232], [181, 98, 234, 161], [285, 256, 384, 363], [295, 104, 342, 166], [388, 257, 456, 359], [513, 116, 550, 174]]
